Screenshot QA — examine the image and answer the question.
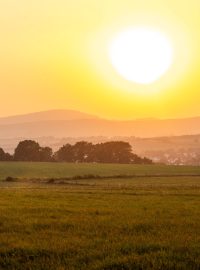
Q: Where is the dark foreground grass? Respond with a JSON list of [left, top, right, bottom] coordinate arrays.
[[0, 176, 200, 269]]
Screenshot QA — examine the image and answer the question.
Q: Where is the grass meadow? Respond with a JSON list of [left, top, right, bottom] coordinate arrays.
[[1, 162, 200, 180], [0, 163, 200, 269]]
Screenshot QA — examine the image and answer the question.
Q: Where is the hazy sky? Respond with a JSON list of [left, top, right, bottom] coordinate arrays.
[[1, 0, 200, 119]]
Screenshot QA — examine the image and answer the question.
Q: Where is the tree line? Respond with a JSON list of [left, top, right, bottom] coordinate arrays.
[[0, 140, 152, 164]]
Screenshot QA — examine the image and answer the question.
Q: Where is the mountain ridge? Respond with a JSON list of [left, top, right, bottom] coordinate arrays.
[[0, 110, 200, 138], [1, 109, 200, 123], [0, 109, 99, 125]]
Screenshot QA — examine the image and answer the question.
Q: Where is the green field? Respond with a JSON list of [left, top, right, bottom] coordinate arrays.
[[1, 162, 200, 180], [0, 163, 200, 269]]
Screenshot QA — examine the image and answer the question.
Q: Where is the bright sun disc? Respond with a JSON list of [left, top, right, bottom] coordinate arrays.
[[109, 27, 174, 84]]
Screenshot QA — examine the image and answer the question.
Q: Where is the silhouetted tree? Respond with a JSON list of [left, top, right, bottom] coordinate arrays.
[[73, 141, 93, 162], [92, 141, 133, 163], [54, 143, 74, 162], [14, 140, 41, 161], [14, 140, 53, 162], [55, 141, 94, 162], [131, 153, 153, 164], [142, 157, 153, 164], [39, 147, 53, 162], [12, 139, 152, 164], [0, 148, 12, 161], [54, 141, 152, 164]]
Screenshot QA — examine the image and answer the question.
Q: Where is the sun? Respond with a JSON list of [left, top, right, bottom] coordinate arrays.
[[109, 27, 174, 85]]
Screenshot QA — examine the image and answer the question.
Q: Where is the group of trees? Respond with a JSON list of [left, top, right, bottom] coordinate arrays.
[[0, 140, 152, 164], [0, 140, 52, 162]]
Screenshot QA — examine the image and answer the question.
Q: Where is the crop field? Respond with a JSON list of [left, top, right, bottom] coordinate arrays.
[[1, 162, 200, 180], [0, 163, 200, 269]]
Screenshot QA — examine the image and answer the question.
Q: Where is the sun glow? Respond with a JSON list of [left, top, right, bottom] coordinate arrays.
[[109, 28, 174, 85]]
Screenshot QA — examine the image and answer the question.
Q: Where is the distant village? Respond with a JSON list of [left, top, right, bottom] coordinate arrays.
[[145, 149, 200, 166]]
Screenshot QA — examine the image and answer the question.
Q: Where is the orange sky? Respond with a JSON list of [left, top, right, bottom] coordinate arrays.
[[0, 0, 200, 119]]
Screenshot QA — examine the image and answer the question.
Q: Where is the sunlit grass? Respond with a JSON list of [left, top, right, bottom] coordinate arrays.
[[0, 174, 200, 269]]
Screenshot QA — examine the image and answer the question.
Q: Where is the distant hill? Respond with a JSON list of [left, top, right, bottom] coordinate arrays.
[[1, 110, 200, 139], [0, 109, 98, 125]]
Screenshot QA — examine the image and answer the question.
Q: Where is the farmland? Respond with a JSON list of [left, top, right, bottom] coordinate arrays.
[[0, 163, 200, 269], [1, 162, 200, 180]]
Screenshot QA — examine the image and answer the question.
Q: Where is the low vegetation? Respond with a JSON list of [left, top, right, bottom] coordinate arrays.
[[0, 174, 200, 269], [0, 163, 200, 269]]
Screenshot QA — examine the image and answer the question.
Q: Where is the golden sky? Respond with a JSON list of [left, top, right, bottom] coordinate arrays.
[[0, 0, 200, 119]]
